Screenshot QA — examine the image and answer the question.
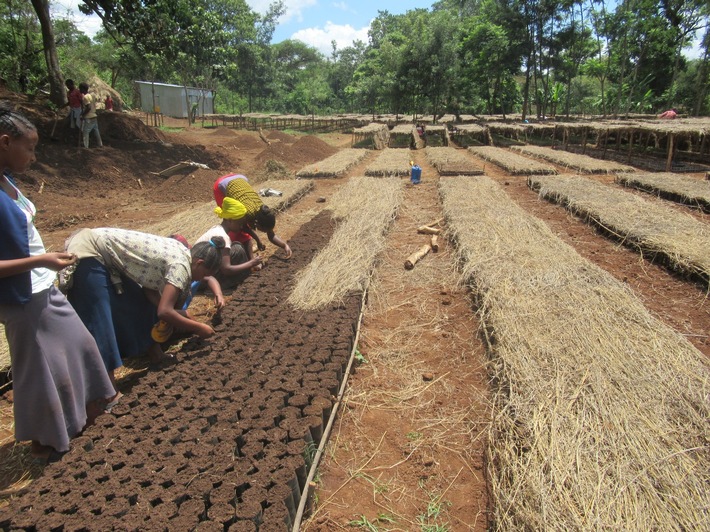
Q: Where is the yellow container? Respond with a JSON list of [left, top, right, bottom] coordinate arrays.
[[151, 320, 173, 343]]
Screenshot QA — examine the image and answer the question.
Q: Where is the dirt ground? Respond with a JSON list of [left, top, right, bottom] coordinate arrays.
[[1, 88, 709, 529]]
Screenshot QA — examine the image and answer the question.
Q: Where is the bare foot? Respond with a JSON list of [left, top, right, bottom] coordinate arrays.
[[147, 342, 174, 365]]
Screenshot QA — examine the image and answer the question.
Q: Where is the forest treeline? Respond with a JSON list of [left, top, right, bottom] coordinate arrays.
[[2, 0, 709, 119]]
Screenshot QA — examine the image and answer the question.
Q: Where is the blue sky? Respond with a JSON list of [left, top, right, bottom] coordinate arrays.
[[246, 0, 435, 55], [54, 0, 435, 56], [54, 0, 703, 58]]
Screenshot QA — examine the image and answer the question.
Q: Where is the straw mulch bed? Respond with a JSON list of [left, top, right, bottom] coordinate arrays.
[[512, 145, 635, 173], [425, 147, 484, 176], [288, 176, 403, 310], [352, 123, 390, 150], [364, 149, 413, 177], [530, 174, 710, 283], [439, 175, 710, 530], [616, 172, 710, 211], [296, 149, 371, 178], [469, 146, 557, 175]]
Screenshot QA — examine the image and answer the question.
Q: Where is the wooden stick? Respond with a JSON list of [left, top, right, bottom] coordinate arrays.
[[404, 244, 431, 270], [38, 181, 45, 194], [425, 217, 444, 227], [417, 225, 441, 235], [430, 235, 439, 252]]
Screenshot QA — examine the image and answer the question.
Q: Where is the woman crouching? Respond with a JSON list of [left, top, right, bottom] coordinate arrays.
[[65, 228, 224, 386]]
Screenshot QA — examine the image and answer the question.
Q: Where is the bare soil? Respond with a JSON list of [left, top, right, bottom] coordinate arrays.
[[1, 88, 709, 530]]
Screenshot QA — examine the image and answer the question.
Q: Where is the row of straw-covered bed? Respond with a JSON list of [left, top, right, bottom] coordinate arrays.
[[291, 143, 710, 529]]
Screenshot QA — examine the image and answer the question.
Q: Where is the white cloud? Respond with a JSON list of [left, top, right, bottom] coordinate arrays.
[[246, 0, 318, 23], [332, 2, 352, 11], [51, 0, 103, 38], [291, 21, 369, 55]]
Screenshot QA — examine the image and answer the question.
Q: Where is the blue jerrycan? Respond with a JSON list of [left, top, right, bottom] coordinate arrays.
[[410, 165, 422, 184]]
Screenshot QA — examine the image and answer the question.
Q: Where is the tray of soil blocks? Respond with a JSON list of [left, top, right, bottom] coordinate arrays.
[[0, 210, 362, 531]]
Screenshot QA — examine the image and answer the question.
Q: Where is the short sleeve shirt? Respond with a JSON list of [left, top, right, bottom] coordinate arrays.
[[83, 93, 97, 119], [80, 228, 191, 294], [196, 224, 232, 247], [67, 88, 83, 109]]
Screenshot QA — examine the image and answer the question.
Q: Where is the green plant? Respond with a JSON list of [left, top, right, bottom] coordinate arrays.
[[354, 349, 368, 364], [416, 488, 451, 531], [406, 431, 422, 441], [348, 513, 396, 530]]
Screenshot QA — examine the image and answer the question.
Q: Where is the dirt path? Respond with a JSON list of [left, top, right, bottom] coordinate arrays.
[[304, 151, 491, 530]]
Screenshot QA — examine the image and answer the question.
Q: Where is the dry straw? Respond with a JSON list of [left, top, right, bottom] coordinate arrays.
[[296, 149, 370, 178], [530, 174, 710, 283], [469, 146, 557, 175], [616, 172, 710, 211], [364, 149, 413, 177], [439, 175, 710, 530], [513, 145, 635, 173], [288, 176, 403, 309], [425, 147, 484, 176]]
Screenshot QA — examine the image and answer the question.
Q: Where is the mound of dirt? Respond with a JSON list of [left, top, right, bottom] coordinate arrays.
[[98, 112, 167, 143], [209, 127, 239, 138], [231, 133, 269, 150], [267, 130, 297, 143], [255, 135, 338, 172]]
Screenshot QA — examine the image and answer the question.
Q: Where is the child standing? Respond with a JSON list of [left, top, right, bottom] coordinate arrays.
[[65, 79, 83, 130], [0, 102, 117, 461], [79, 82, 103, 148]]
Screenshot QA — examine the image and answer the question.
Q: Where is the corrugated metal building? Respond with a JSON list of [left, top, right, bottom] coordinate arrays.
[[135, 81, 214, 118]]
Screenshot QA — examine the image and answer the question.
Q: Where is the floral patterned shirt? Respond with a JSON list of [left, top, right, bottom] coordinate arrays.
[[67, 228, 191, 294]]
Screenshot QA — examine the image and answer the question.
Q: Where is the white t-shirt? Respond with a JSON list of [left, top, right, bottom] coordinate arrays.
[[8, 181, 55, 293], [196, 224, 232, 247]]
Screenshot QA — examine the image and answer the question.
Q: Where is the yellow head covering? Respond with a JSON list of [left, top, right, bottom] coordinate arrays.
[[214, 197, 247, 220]]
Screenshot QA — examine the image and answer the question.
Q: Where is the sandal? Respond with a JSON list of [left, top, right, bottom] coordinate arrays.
[[104, 391, 123, 413]]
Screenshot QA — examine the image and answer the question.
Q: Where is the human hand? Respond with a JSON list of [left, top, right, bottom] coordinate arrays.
[[196, 323, 215, 338], [214, 294, 225, 309], [250, 255, 263, 268], [283, 244, 293, 259], [46, 252, 77, 271], [257, 241, 266, 251]]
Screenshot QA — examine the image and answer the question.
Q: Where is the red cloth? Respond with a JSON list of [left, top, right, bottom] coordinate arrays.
[[105, 96, 114, 111], [659, 110, 677, 119], [67, 88, 83, 109]]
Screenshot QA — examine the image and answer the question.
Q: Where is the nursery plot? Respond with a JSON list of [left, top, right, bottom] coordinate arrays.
[[469, 146, 557, 175], [296, 149, 371, 178], [0, 212, 363, 530], [530, 174, 710, 284], [440, 176, 710, 530], [513, 144, 635, 173], [389, 123, 417, 148], [289, 176, 403, 310], [425, 147, 484, 176], [616, 172, 710, 211], [364, 148, 413, 177]]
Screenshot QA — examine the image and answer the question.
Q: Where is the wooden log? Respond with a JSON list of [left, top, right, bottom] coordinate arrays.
[[404, 244, 431, 270], [425, 217, 444, 228], [258, 128, 271, 145], [417, 225, 441, 235], [430, 235, 439, 252]]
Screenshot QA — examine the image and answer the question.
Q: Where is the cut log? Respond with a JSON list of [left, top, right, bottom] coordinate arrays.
[[404, 244, 432, 270], [417, 225, 441, 235], [259, 129, 271, 145], [430, 235, 439, 252]]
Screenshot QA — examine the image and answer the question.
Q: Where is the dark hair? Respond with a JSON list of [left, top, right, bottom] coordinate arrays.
[[65, 79, 74, 88], [191, 236, 226, 272], [79, 82, 89, 93], [255, 205, 276, 231], [0, 101, 36, 138]]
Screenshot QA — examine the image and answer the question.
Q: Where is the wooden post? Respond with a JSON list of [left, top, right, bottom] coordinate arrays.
[[404, 244, 432, 270], [627, 130, 634, 163], [581, 129, 588, 154], [666, 133, 675, 172]]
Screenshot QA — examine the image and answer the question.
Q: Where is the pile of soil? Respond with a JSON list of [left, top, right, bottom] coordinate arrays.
[[98, 112, 167, 143], [267, 130, 297, 143], [255, 136, 338, 173], [0, 211, 362, 530]]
